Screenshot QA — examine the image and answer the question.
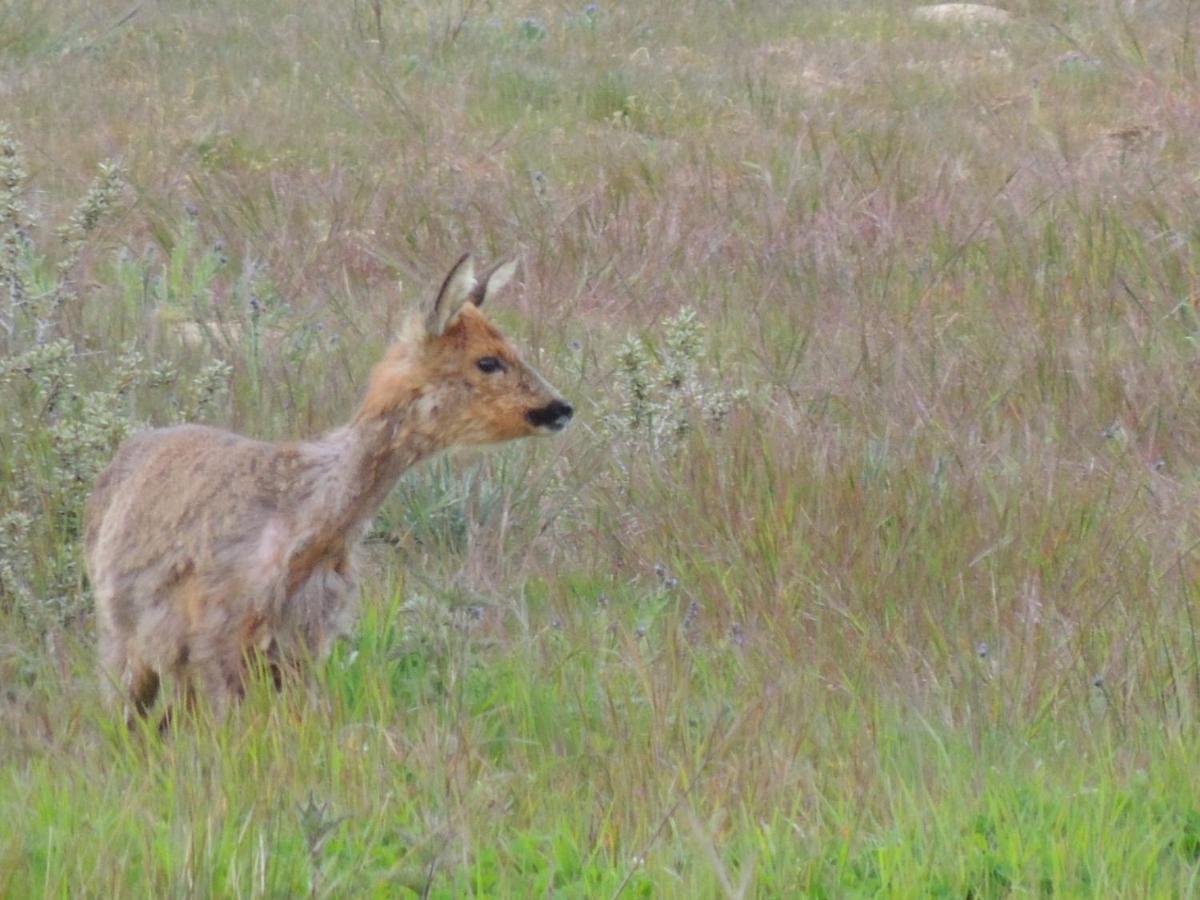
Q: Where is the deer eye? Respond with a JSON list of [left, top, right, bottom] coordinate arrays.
[[476, 356, 506, 374]]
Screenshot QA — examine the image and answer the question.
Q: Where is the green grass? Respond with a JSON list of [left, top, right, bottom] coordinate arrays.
[[4, 0, 1200, 894]]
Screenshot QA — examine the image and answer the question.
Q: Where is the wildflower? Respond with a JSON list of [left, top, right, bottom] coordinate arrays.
[[682, 599, 700, 632]]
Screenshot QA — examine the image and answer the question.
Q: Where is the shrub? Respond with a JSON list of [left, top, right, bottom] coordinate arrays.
[[608, 306, 745, 451], [0, 127, 233, 635]]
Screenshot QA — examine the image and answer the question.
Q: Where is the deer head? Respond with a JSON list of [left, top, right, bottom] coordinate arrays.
[[356, 254, 573, 447]]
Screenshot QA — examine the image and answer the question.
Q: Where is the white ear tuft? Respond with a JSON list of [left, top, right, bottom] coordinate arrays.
[[470, 258, 519, 308], [426, 253, 476, 337]]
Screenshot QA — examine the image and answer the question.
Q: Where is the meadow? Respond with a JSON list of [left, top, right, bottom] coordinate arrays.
[[2, 0, 1200, 894]]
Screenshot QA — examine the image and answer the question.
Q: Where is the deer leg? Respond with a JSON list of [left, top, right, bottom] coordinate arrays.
[[189, 649, 247, 722], [99, 621, 163, 729], [127, 659, 161, 719], [98, 632, 129, 711], [263, 639, 304, 692], [157, 678, 197, 736]]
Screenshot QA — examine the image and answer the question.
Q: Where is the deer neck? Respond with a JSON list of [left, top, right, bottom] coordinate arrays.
[[299, 394, 443, 544]]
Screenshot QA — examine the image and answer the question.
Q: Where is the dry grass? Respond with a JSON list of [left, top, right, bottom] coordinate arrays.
[[4, 0, 1200, 894]]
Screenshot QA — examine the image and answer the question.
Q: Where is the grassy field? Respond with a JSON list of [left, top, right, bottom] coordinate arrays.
[[3, 0, 1200, 894]]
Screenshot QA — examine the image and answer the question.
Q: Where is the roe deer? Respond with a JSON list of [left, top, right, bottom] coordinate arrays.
[[84, 254, 572, 725]]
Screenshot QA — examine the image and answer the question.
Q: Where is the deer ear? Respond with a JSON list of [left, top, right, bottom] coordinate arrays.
[[426, 253, 476, 337], [469, 258, 518, 308]]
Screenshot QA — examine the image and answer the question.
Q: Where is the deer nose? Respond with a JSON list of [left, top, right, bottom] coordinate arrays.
[[527, 400, 574, 431]]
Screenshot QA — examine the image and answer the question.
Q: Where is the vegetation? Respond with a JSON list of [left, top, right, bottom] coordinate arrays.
[[3, 0, 1200, 894]]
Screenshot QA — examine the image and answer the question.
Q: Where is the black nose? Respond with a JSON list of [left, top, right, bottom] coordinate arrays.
[[527, 400, 574, 431]]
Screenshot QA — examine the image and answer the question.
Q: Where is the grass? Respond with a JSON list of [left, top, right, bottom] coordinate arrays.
[[3, 0, 1200, 894]]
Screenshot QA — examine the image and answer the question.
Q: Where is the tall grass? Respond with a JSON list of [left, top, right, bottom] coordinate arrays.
[[3, 0, 1200, 894]]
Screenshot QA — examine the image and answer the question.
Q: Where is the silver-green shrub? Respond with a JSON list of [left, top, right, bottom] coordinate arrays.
[[608, 307, 746, 451], [0, 128, 235, 635]]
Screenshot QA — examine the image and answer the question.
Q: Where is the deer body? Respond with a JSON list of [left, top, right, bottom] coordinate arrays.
[[84, 255, 572, 722]]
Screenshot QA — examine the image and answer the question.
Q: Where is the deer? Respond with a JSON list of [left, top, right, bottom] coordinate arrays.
[[84, 254, 573, 727]]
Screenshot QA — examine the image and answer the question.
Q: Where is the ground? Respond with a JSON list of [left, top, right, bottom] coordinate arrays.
[[2, 0, 1200, 895]]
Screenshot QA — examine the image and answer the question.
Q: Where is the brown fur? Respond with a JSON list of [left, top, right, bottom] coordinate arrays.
[[85, 255, 570, 725]]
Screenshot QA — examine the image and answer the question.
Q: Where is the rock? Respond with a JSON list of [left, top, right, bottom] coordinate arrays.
[[1057, 50, 1103, 72], [912, 4, 1012, 26]]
